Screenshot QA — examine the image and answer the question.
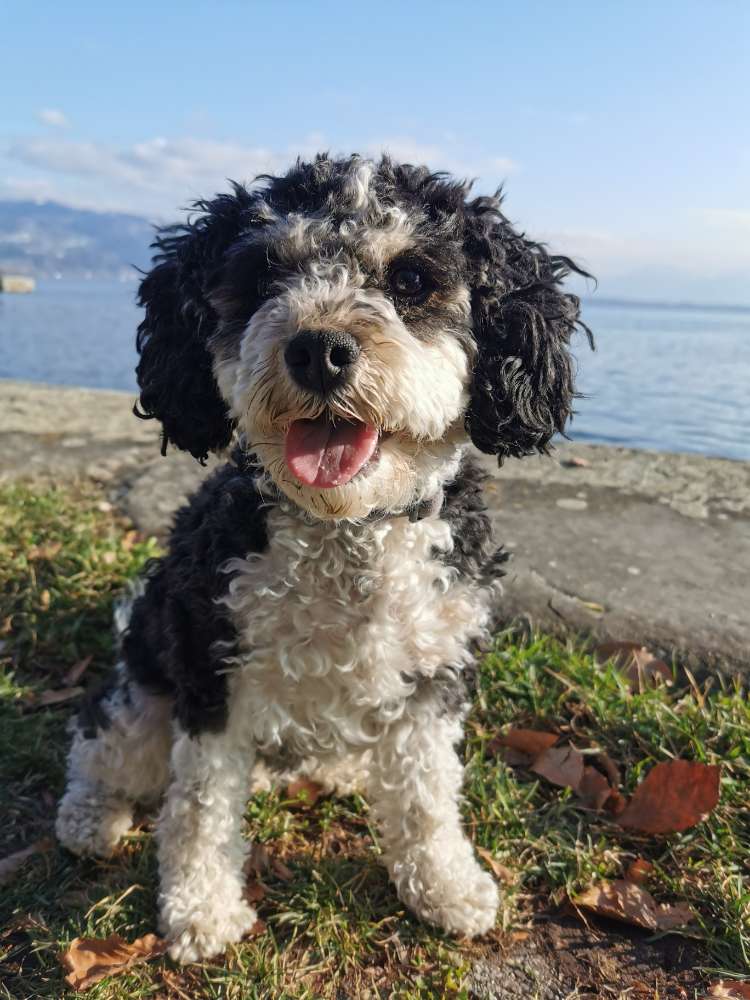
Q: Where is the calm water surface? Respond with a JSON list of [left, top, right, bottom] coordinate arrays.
[[1, 280, 748, 461]]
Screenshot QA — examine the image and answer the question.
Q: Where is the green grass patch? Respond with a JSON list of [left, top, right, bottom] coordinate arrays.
[[1, 481, 748, 998]]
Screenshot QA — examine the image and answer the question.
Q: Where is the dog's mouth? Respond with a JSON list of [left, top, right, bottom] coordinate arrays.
[[284, 415, 380, 489]]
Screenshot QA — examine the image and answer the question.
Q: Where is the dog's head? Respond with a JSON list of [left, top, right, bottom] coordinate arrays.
[[136, 154, 591, 519]]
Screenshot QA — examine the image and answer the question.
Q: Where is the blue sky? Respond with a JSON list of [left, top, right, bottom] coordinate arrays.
[[1, 0, 748, 303]]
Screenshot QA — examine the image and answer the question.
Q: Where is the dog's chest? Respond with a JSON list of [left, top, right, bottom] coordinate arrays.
[[220, 505, 489, 755]]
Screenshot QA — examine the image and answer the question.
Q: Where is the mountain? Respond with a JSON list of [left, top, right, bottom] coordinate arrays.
[[0, 200, 156, 278]]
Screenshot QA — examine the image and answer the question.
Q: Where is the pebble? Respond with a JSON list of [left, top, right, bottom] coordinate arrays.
[[556, 497, 588, 511]]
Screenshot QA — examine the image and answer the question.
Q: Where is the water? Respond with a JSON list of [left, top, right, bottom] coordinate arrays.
[[1, 280, 748, 461]]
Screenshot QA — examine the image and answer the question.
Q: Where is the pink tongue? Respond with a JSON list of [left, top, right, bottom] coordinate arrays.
[[285, 418, 379, 488]]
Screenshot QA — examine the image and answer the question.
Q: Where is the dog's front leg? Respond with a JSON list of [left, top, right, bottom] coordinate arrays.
[[369, 699, 498, 938], [157, 728, 257, 963]]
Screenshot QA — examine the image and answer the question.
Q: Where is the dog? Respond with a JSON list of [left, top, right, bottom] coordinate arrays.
[[56, 154, 590, 963]]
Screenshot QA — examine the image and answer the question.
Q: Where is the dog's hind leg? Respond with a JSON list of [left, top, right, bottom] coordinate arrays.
[[56, 666, 172, 858]]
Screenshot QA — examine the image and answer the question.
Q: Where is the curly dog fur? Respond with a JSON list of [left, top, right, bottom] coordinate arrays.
[[57, 154, 590, 962]]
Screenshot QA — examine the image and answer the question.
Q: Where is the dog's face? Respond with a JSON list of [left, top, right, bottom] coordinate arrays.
[[136, 155, 589, 519]]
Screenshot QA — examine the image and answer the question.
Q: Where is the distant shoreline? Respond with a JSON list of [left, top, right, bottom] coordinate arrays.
[[3, 274, 748, 315], [583, 296, 750, 315]]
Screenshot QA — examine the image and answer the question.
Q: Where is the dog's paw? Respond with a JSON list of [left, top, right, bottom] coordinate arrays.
[[55, 793, 132, 858], [393, 852, 499, 939], [162, 901, 258, 964], [432, 863, 499, 938]]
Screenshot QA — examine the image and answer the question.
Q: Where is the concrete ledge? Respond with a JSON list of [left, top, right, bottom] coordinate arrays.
[[2, 379, 748, 672]]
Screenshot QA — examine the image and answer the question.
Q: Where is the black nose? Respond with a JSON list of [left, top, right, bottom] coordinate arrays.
[[284, 329, 361, 395]]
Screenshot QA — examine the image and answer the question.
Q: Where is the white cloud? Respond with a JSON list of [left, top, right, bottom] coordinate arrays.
[[3, 134, 519, 217], [36, 108, 69, 129], [701, 208, 750, 231], [365, 137, 518, 181]]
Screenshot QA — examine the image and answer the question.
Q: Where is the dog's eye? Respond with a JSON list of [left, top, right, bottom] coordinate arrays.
[[390, 266, 427, 299]]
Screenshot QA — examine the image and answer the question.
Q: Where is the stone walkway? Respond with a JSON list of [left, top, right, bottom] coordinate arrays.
[[2, 379, 748, 672]]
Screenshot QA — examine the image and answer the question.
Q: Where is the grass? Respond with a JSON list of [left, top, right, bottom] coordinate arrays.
[[1, 480, 749, 999]]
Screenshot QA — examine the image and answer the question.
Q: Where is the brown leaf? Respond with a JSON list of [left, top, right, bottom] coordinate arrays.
[[475, 846, 514, 883], [572, 880, 694, 931], [625, 858, 654, 886], [271, 858, 294, 882], [597, 752, 621, 788], [578, 765, 615, 810], [59, 932, 166, 990], [244, 880, 267, 904], [532, 744, 585, 791], [707, 983, 750, 998], [0, 838, 54, 886], [617, 760, 720, 834], [286, 778, 323, 808], [244, 842, 271, 878], [605, 787, 628, 816], [25, 686, 84, 709], [63, 656, 92, 687], [487, 728, 558, 761], [595, 641, 672, 692]]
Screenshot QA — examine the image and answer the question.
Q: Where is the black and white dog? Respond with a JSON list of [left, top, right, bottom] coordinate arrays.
[[56, 155, 589, 962]]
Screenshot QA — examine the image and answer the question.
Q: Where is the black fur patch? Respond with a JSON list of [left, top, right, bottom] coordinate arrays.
[[119, 460, 269, 737], [438, 455, 509, 583]]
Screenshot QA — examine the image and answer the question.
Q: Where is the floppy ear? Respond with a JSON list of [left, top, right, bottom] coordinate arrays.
[[135, 185, 256, 463], [464, 195, 592, 460]]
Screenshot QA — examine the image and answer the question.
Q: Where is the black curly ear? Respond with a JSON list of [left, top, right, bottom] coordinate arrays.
[[464, 195, 593, 460], [135, 185, 256, 463]]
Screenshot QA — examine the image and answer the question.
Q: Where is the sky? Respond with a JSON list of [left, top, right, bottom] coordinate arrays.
[[1, 0, 748, 304]]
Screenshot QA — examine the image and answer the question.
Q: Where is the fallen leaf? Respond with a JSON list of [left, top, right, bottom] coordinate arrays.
[[707, 983, 750, 998], [572, 880, 694, 931], [244, 842, 271, 877], [578, 765, 616, 810], [475, 846, 514, 883], [531, 745, 585, 790], [617, 760, 720, 834], [596, 752, 621, 788], [625, 858, 654, 886], [0, 838, 54, 886], [595, 641, 672, 692], [59, 933, 166, 990], [247, 919, 267, 938], [244, 880, 267, 904], [63, 656, 92, 687], [487, 728, 558, 761], [577, 599, 605, 615], [286, 778, 323, 808], [271, 858, 294, 882], [25, 686, 84, 709]]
